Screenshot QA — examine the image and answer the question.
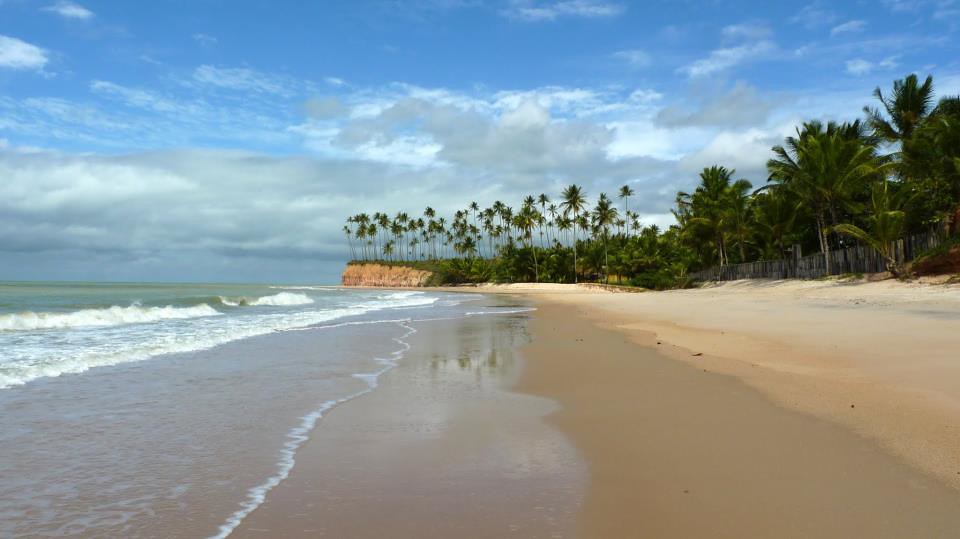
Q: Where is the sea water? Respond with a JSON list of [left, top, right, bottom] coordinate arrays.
[[0, 282, 528, 537]]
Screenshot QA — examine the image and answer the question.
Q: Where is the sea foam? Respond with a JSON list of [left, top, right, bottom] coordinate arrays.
[[0, 303, 221, 332], [248, 292, 314, 306], [0, 292, 437, 389]]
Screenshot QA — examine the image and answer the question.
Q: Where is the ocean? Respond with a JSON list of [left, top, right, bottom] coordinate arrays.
[[0, 282, 531, 537]]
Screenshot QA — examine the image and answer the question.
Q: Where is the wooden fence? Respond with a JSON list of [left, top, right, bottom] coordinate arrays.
[[689, 227, 947, 282]]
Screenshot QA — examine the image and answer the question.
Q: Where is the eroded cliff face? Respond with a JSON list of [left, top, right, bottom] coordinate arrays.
[[341, 263, 434, 287]]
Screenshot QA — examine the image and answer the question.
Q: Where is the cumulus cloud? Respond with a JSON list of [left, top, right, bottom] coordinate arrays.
[[501, 0, 624, 21], [678, 125, 791, 180], [655, 82, 776, 128], [0, 35, 49, 71], [42, 1, 94, 20]]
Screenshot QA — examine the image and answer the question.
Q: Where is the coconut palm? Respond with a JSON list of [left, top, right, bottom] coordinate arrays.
[[865, 74, 935, 143], [768, 122, 883, 272], [592, 193, 619, 283], [537, 193, 550, 248], [833, 180, 907, 276], [560, 184, 588, 283], [724, 178, 754, 262], [514, 203, 541, 281], [618, 184, 635, 236], [752, 187, 800, 260]]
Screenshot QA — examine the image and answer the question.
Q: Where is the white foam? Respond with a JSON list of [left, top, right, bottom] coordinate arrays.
[[0, 303, 221, 332], [248, 292, 314, 306], [209, 321, 417, 539], [0, 294, 439, 389]]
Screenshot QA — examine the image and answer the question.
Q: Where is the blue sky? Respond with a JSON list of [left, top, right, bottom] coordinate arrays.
[[1, 0, 958, 283]]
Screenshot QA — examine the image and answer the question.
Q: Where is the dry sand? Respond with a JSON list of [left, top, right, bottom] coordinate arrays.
[[519, 296, 960, 537], [499, 279, 960, 491]]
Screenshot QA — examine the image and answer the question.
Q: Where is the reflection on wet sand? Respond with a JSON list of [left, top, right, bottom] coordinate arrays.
[[232, 297, 584, 539]]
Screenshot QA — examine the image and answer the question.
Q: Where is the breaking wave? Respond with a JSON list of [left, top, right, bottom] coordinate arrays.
[[0, 303, 221, 332], [216, 293, 314, 307]]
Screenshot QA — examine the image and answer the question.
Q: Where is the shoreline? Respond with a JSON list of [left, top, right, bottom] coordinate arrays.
[[229, 280, 960, 536], [231, 294, 585, 538]]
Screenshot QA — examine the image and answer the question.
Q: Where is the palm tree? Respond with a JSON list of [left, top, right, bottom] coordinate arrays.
[[724, 178, 754, 263], [537, 193, 550, 248], [560, 184, 587, 283], [768, 122, 883, 273], [681, 166, 736, 267], [833, 180, 907, 276], [515, 203, 541, 282], [752, 187, 800, 260], [865, 74, 935, 144], [343, 224, 356, 260], [618, 184, 635, 236], [592, 193, 619, 283]]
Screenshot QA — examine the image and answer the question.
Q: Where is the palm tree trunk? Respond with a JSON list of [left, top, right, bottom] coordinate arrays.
[[816, 212, 832, 275], [572, 211, 578, 284], [603, 233, 609, 284]]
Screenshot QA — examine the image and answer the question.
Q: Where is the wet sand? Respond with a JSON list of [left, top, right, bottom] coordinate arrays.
[[232, 301, 585, 538]]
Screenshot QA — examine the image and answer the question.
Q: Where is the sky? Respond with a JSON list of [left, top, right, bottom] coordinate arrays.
[[1, 0, 958, 284]]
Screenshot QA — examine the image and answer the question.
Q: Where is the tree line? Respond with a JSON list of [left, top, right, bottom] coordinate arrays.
[[344, 74, 960, 288]]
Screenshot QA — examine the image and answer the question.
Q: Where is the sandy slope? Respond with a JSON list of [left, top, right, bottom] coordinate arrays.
[[481, 279, 960, 488], [519, 299, 960, 537]]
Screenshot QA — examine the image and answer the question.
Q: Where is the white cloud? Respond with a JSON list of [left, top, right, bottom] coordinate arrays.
[[679, 40, 774, 77], [193, 65, 296, 97], [42, 1, 93, 20], [324, 77, 346, 87], [844, 56, 898, 76], [845, 58, 873, 75], [656, 82, 776, 128], [831, 20, 867, 35], [0, 35, 49, 71], [501, 0, 624, 21], [678, 125, 792, 178], [612, 49, 651, 68]]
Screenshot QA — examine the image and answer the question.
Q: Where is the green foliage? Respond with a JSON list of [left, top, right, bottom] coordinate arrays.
[[344, 74, 960, 286]]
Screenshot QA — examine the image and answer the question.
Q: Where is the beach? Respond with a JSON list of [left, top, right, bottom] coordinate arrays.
[[226, 279, 960, 537], [4, 280, 960, 537]]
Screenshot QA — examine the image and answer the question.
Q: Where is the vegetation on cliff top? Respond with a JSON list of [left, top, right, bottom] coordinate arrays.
[[344, 74, 960, 288]]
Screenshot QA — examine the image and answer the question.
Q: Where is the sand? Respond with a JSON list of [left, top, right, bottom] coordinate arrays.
[[232, 296, 585, 538], [508, 279, 960, 490], [520, 298, 960, 537], [234, 279, 960, 537]]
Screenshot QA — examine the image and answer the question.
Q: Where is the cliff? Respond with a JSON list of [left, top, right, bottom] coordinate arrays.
[[341, 263, 434, 287]]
